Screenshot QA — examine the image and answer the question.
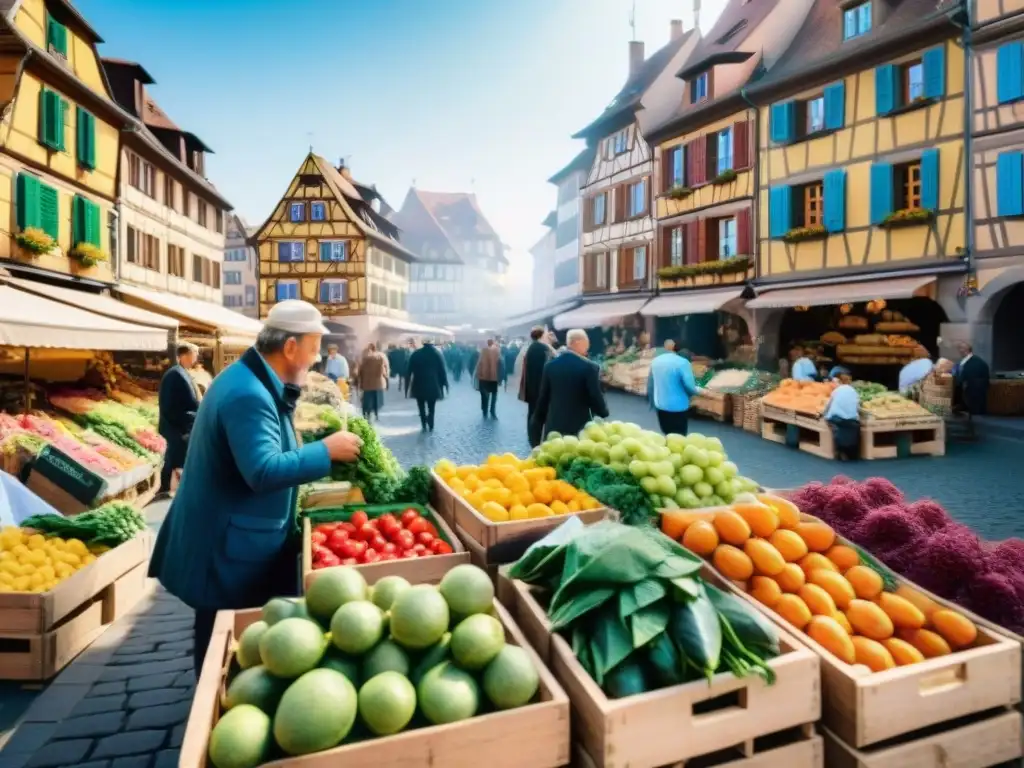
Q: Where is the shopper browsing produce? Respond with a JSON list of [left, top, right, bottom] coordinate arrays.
[[149, 301, 364, 678], [897, 345, 934, 395], [823, 367, 860, 461], [790, 346, 818, 382], [156, 342, 201, 496], [648, 339, 706, 436]]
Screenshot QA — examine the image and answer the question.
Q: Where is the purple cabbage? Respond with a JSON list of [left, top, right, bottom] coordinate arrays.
[[988, 539, 1024, 579], [788, 481, 832, 518], [818, 486, 869, 535], [905, 499, 952, 534], [854, 504, 926, 552], [965, 572, 1024, 632], [829, 475, 855, 486], [904, 525, 988, 600], [860, 477, 904, 509]]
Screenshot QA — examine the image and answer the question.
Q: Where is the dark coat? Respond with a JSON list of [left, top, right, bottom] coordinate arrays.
[[406, 344, 449, 401], [149, 348, 332, 611], [957, 355, 990, 415], [157, 364, 200, 469], [531, 350, 609, 438], [521, 341, 553, 404]]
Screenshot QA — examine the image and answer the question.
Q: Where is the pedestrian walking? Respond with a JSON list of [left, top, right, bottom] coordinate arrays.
[[324, 344, 349, 385], [357, 343, 389, 420], [824, 367, 860, 460], [406, 338, 448, 432], [531, 328, 609, 439], [399, 340, 414, 397], [520, 327, 554, 447], [450, 345, 464, 383], [649, 340, 705, 436], [953, 341, 990, 415], [476, 338, 502, 418], [149, 300, 363, 676], [157, 342, 201, 497]]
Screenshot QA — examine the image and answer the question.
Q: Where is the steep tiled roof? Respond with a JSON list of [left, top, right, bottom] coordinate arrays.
[[141, 95, 179, 131], [101, 57, 154, 84], [415, 191, 501, 241], [390, 190, 463, 265], [748, 0, 962, 97], [548, 145, 596, 185], [573, 28, 696, 140]]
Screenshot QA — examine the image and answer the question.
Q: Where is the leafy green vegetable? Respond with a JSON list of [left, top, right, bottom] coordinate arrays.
[[670, 590, 722, 682], [590, 608, 634, 684], [21, 501, 146, 546], [557, 458, 654, 526], [645, 631, 685, 687], [630, 602, 670, 649], [603, 659, 650, 699]]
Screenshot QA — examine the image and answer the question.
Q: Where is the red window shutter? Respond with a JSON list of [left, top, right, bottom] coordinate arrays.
[[707, 220, 720, 261], [660, 227, 671, 268], [737, 208, 751, 256], [661, 151, 671, 193], [684, 222, 700, 268], [614, 187, 625, 222], [706, 134, 718, 179], [692, 140, 706, 185], [733, 121, 749, 170]]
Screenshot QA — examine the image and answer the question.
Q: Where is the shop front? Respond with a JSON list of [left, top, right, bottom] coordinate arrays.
[[640, 287, 754, 363], [500, 299, 581, 340]]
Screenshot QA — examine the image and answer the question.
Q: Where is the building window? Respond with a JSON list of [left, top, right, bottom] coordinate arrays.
[[168, 244, 185, 277], [289, 202, 305, 222], [124, 229, 160, 271], [897, 161, 922, 209], [800, 183, 824, 227], [16, 173, 59, 240], [628, 179, 647, 217], [592, 194, 606, 226], [245, 285, 256, 306], [164, 176, 176, 211], [667, 146, 685, 189], [719, 218, 737, 259], [212, 262, 221, 289], [691, 72, 709, 104], [319, 241, 347, 262], [46, 14, 68, 57], [198, 202, 207, 228], [668, 227, 684, 266], [632, 246, 647, 281], [311, 201, 327, 221], [225, 270, 242, 285], [276, 279, 299, 301], [902, 60, 925, 104], [807, 96, 825, 134], [843, 2, 871, 40], [717, 128, 734, 174], [215, 209, 224, 233], [192, 253, 203, 282], [612, 129, 628, 155], [183, 190, 192, 218], [126, 225, 137, 264], [128, 153, 141, 190], [278, 241, 304, 262]]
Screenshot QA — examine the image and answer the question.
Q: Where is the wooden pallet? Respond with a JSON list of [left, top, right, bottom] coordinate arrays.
[[180, 601, 571, 768], [859, 417, 945, 460], [761, 406, 835, 460], [692, 392, 731, 422], [505, 568, 821, 768], [821, 707, 1022, 768], [0, 563, 148, 680], [572, 724, 823, 768]]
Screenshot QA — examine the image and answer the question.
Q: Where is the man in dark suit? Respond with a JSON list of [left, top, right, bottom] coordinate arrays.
[[406, 338, 448, 432], [157, 343, 202, 496], [954, 341, 990, 415], [519, 327, 554, 447], [531, 328, 609, 440]]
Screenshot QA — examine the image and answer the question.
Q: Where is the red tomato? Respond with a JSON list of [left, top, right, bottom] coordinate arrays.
[[429, 538, 451, 554], [380, 519, 402, 539], [381, 542, 397, 555], [362, 549, 381, 564], [340, 539, 366, 559], [379, 552, 398, 561], [367, 519, 380, 530], [377, 513, 397, 528], [407, 518, 430, 536], [341, 557, 358, 566], [396, 530, 416, 551], [413, 543, 428, 556], [356, 524, 377, 542], [416, 532, 436, 547], [400, 509, 420, 527], [422, 521, 439, 538], [319, 552, 341, 568], [327, 530, 350, 553], [350, 511, 369, 529], [400, 550, 418, 559], [311, 530, 327, 545], [340, 522, 357, 536], [371, 534, 388, 551]]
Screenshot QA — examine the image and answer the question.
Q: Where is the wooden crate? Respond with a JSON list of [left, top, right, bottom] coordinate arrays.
[[179, 601, 571, 768], [451, 493, 608, 565], [692, 392, 732, 422], [573, 725, 824, 768], [301, 482, 355, 511], [821, 708, 1022, 768], [0, 532, 151, 634], [429, 470, 455, 525], [859, 417, 945, 460], [717, 524, 1022, 748], [504, 568, 821, 767], [0, 564, 149, 680], [301, 505, 470, 591], [761, 405, 834, 460]]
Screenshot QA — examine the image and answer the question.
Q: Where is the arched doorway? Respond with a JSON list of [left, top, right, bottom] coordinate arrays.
[[992, 283, 1024, 371]]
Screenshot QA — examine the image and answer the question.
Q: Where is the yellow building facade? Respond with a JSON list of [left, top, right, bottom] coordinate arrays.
[[0, 0, 124, 283]]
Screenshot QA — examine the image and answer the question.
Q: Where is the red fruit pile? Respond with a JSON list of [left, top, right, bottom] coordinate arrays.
[[311, 508, 453, 569]]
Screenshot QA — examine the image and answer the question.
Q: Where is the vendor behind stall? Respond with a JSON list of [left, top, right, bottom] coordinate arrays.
[[823, 367, 860, 460], [790, 346, 818, 382], [898, 345, 934, 395]]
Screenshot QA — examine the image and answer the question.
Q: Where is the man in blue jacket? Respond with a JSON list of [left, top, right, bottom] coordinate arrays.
[[157, 343, 201, 496], [649, 339, 706, 436], [149, 300, 363, 676]]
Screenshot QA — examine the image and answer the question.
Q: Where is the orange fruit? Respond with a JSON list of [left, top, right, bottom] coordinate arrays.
[[808, 570, 856, 609], [794, 522, 836, 552], [774, 563, 806, 593], [744, 539, 786, 576], [833, 610, 854, 634], [749, 576, 782, 608], [713, 510, 751, 546], [682, 520, 719, 556], [883, 637, 926, 666], [847, 599, 895, 640], [877, 593, 926, 630], [757, 494, 801, 529], [898, 628, 952, 659], [713, 544, 754, 581], [734, 502, 779, 538], [775, 594, 812, 630], [845, 566, 884, 600], [930, 609, 978, 648], [799, 552, 839, 578], [807, 615, 856, 664], [852, 636, 896, 672], [769, 529, 809, 562], [798, 583, 837, 616], [826, 545, 860, 572]]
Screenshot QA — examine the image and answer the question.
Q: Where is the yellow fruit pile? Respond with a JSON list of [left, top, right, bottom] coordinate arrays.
[[434, 454, 601, 523], [663, 495, 980, 672], [0, 526, 99, 593]]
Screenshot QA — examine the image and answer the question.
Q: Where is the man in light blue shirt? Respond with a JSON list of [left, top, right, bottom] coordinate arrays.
[[790, 346, 818, 382], [898, 346, 934, 394], [823, 367, 860, 460], [649, 340, 705, 435], [324, 345, 349, 383]]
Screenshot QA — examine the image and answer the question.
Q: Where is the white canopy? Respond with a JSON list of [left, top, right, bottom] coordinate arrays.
[[0, 285, 168, 351], [115, 283, 262, 336], [553, 297, 650, 330], [375, 318, 454, 337], [5, 277, 178, 330], [640, 288, 745, 317], [746, 275, 936, 310], [501, 299, 581, 329]]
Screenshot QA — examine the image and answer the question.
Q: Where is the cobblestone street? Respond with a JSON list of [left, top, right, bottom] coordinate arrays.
[[0, 374, 1021, 768]]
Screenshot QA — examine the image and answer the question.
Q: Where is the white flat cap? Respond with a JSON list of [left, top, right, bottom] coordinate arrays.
[[264, 300, 330, 335]]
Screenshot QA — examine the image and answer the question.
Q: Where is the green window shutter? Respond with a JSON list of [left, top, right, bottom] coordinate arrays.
[[75, 107, 96, 169], [38, 90, 66, 151], [39, 183, 58, 240], [71, 195, 82, 245], [87, 200, 101, 246], [46, 16, 68, 57], [16, 173, 42, 231], [56, 98, 66, 152]]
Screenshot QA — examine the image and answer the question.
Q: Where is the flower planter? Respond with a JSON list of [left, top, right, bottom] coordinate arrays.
[[666, 186, 693, 201], [879, 209, 934, 229], [783, 226, 828, 244], [711, 169, 738, 185]]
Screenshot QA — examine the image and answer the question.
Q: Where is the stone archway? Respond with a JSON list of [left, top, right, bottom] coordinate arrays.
[[964, 264, 1024, 367]]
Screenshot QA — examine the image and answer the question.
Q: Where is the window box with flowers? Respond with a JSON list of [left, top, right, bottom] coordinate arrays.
[[71, 243, 110, 267], [667, 185, 693, 201], [782, 225, 828, 243], [711, 169, 738, 186], [879, 208, 934, 229], [15, 227, 55, 256], [657, 256, 751, 287]]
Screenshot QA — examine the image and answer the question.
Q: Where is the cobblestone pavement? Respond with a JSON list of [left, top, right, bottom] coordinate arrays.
[[0, 374, 1020, 767]]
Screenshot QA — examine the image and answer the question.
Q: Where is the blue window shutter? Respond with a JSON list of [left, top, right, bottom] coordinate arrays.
[[870, 163, 894, 224], [823, 170, 847, 233], [319, 281, 329, 303], [769, 186, 792, 238], [997, 151, 1024, 217], [824, 82, 846, 130], [920, 149, 939, 210], [770, 102, 794, 143], [319, 242, 330, 261], [997, 43, 1024, 104], [922, 45, 946, 100], [875, 64, 897, 115]]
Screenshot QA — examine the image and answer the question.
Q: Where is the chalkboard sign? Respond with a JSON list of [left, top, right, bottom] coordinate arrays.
[[30, 445, 107, 505]]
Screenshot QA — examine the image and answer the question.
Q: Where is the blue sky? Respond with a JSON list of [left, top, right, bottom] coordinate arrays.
[[79, 0, 725, 283]]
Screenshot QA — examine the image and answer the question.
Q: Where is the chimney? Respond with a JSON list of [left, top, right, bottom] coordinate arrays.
[[337, 157, 352, 180], [693, 0, 701, 31], [629, 40, 645, 76], [670, 19, 684, 40]]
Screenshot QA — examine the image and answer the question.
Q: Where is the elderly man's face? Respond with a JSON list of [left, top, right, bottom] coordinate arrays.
[[282, 334, 322, 385]]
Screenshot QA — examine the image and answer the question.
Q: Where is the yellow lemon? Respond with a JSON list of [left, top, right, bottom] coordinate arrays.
[[11, 544, 29, 559], [550, 500, 570, 516], [509, 504, 529, 521], [66, 539, 87, 556], [55, 563, 73, 578], [514, 491, 535, 507], [480, 501, 510, 523], [12, 575, 30, 591], [434, 459, 456, 476], [532, 482, 554, 505], [37, 564, 55, 581], [26, 534, 46, 550], [82, 554, 97, 566], [455, 465, 476, 479], [526, 503, 552, 519], [503, 472, 529, 495], [568, 499, 581, 513], [464, 474, 482, 491]]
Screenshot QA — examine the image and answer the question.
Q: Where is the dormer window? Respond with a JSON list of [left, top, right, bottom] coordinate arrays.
[[843, 2, 871, 41], [691, 72, 709, 104], [606, 129, 628, 157], [46, 14, 68, 59]]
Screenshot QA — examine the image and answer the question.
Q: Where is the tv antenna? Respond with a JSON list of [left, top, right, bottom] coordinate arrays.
[[306, 131, 313, 153], [629, 0, 636, 39]]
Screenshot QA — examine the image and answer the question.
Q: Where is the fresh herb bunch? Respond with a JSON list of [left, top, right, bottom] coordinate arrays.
[[509, 519, 779, 698], [362, 465, 432, 505], [21, 501, 146, 546], [557, 458, 654, 526]]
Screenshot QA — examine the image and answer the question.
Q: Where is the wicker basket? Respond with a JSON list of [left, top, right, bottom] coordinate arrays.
[[732, 394, 747, 427], [743, 397, 762, 433], [988, 380, 1024, 416]]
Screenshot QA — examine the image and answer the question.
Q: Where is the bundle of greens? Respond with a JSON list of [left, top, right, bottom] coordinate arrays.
[[361, 465, 432, 505], [21, 501, 146, 546], [557, 458, 654, 526], [509, 519, 779, 699]]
